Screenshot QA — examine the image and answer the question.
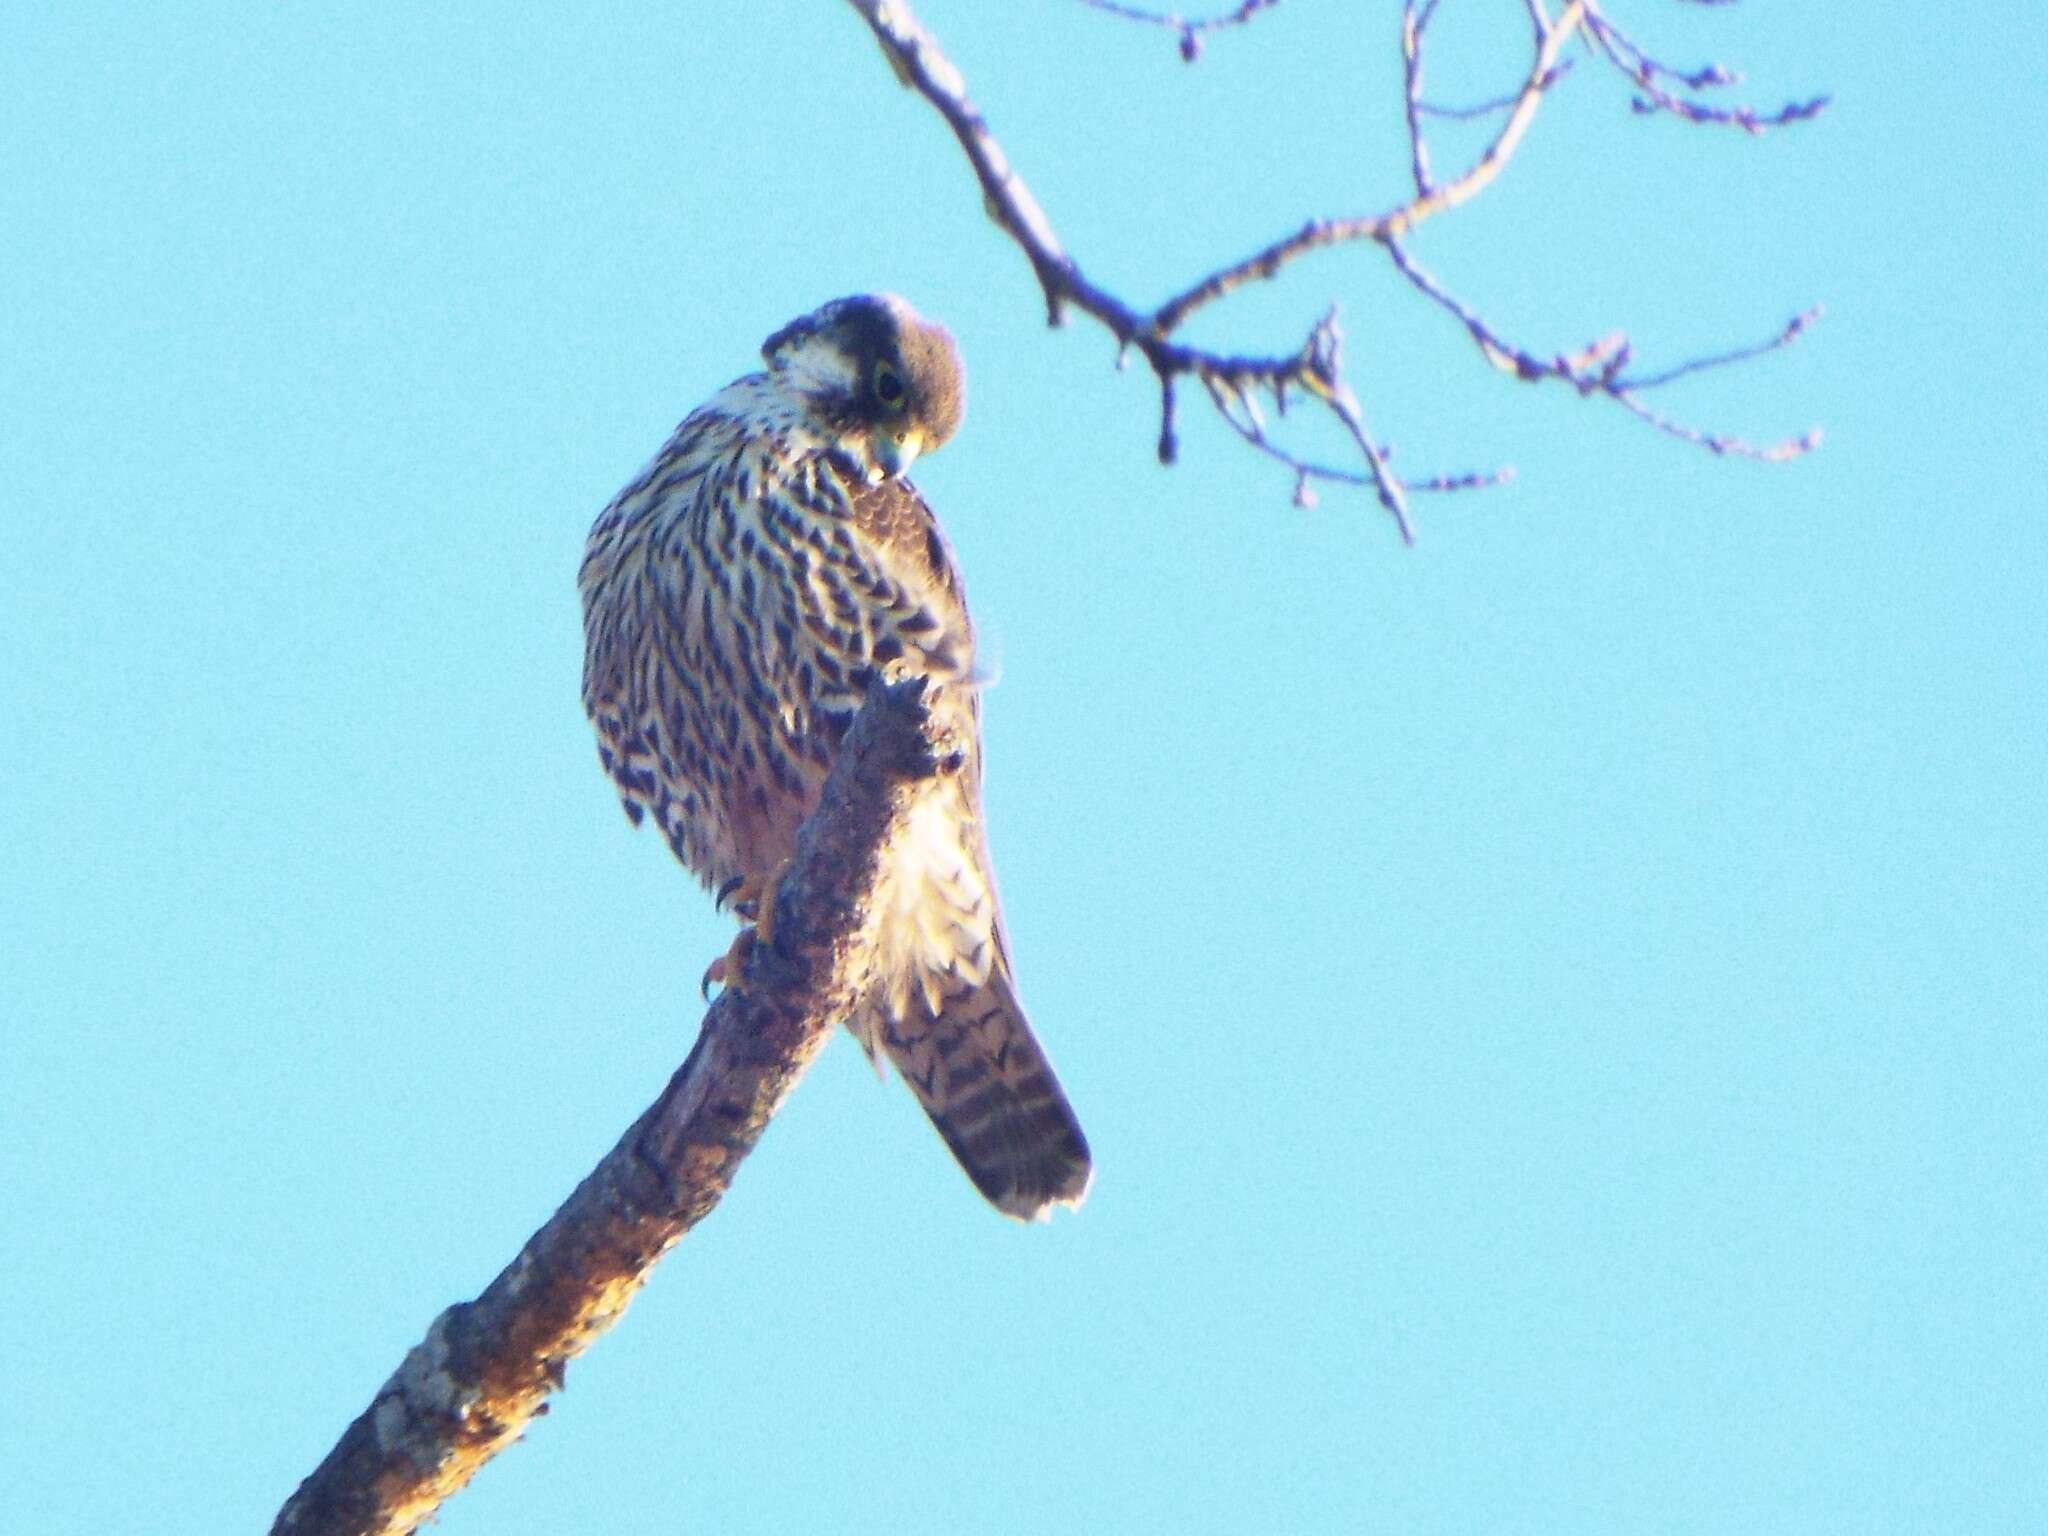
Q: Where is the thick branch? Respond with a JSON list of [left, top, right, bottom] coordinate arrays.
[[271, 677, 958, 1536]]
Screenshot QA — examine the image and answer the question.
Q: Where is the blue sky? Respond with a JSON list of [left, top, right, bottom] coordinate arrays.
[[3, 3, 2041, 1532]]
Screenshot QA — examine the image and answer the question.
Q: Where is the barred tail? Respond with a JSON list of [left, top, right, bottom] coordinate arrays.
[[879, 968, 1092, 1221]]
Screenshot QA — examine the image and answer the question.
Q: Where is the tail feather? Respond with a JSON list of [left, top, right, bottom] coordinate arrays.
[[873, 967, 1091, 1220]]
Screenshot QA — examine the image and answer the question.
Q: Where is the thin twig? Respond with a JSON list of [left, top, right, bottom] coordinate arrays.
[[1625, 306, 1823, 392], [1149, 0, 1590, 334], [1418, 58, 1575, 120], [1611, 393, 1823, 461], [1386, 237, 1823, 462], [1075, 0, 1280, 62], [1582, 7, 1830, 132], [1401, 0, 1442, 196]]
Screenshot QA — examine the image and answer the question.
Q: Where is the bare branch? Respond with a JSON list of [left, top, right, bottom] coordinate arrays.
[[1402, 0, 1442, 196], [1612, 394, 1823, 462], [1201, 311, 1426, 542], [1149, 0, 1589, 334], [1624, 305, 1823, 392], [1386, 238, 1823, 463], [1204, 337, 1512, 532], [1582, 8, 1831, 132], [1074, 0, 1280, 63], [848, 0, 1824, 537], [1418, 58, 1576, 121], [849, 0, 1585, 535], [1404, 465, 1516, 495], [272, 678, 958, 1536]]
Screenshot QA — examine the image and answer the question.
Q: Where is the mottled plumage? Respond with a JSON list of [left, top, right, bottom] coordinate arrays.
[[579, 294, 1091, 1219]]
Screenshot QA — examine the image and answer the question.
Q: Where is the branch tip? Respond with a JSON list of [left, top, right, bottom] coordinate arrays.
[[1156, 374, 1180, 465]]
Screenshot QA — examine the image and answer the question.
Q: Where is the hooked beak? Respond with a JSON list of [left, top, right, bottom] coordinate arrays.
[[873, 426, 925, 480]]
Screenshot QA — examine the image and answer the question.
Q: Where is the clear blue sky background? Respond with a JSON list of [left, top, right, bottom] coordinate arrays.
[[3, 4, 2041, 1532]]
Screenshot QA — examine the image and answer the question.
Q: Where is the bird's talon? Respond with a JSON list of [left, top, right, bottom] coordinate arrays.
[[751, 860, 790, 947], [701, 927, 757, 999]]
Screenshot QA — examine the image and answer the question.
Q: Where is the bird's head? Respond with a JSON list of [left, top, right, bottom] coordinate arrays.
[[762, 294, 966, 482]]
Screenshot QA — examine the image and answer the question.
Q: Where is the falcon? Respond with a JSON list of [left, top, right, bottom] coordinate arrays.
[[578, 294, 1092, 1220]]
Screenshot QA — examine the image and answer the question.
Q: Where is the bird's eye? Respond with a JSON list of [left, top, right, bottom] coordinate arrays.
[[872, 360, 908, 410]]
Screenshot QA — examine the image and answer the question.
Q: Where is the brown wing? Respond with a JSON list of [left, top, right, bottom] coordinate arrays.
[[841, 474, 1093, 1219], [579, 399, 974, 893]]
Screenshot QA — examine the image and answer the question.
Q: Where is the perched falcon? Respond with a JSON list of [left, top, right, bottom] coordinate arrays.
[[578, 294, 1091, 1220]]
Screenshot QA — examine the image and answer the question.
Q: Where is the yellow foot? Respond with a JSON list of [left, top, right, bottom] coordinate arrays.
[[700, 926, 757, 1000], [700, 862, 791, 999]]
